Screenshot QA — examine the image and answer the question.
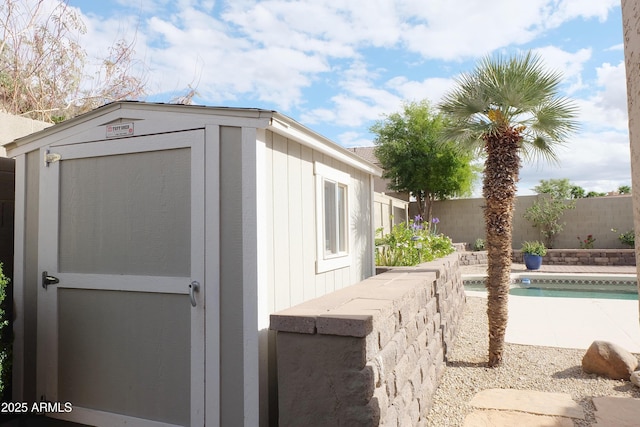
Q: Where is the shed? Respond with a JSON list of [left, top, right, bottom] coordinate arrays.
[[4, 101, 381, 426]]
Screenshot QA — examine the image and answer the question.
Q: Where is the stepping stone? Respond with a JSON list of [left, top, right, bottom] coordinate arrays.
[[463, 409, 574, 427], [592, 396, 640, 427], [469, 389, 584, 419]]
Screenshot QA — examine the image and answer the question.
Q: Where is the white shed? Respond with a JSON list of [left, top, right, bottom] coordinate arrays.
[[4, 101, 381, 426]]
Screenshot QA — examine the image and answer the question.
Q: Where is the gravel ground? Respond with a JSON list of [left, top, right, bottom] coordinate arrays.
[[425, 296, 640, 427]]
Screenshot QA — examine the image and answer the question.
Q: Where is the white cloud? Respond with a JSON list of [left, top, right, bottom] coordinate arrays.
[[71, 0, 624, 112], [596, 62, 628, 113], [400, 0, 549, 60], [572, 61, 628, 132], [518, 129, 631, 195], [302, 60, 403, 127], [337, 131, 374, 148], [223, 0, 402, 51], [385, 76, 456, 104], [533, 46, 592, 93], [552, 0, 619, 23]]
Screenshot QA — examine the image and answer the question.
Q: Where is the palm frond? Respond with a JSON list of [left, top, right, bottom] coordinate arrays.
[[439, 51, 578, 165]]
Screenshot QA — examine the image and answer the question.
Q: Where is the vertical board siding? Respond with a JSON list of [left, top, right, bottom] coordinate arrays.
[[314, 151, 328, 296], [300, 146, 316, 302], [271, 133, 290, 312], [265, 131, 373, 313], [24, 151, 40, 403], [264, 132, 275, 315], [286, 142, 304, 307], [219, 126, 245, 426]]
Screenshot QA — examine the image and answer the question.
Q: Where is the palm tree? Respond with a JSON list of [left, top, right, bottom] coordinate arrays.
[[439, 52, 577, 366]]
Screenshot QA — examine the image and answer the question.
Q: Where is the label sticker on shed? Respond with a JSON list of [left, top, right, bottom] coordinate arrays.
[[106, 123, 134, 138]]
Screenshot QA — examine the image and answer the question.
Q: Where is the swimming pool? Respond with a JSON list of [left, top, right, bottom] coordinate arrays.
[[463, 274, 639, 300]]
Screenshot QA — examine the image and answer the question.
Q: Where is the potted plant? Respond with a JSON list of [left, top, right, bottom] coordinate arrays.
[[521, 241, 547, 270]]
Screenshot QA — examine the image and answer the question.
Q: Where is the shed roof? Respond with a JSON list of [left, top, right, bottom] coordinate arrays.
[[3, 101, 382, 176]]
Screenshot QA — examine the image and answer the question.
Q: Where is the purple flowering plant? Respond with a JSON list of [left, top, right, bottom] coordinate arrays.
[[375, 215, 454, 266]]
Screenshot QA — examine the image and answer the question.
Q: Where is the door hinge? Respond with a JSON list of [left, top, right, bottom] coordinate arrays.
[[44, 150, 61, 167]]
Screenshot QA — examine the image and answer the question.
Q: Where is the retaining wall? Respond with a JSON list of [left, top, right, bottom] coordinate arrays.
[[270, 253, 466, 427], [459, 249, 636, 266], [513, 249, 636, 266]]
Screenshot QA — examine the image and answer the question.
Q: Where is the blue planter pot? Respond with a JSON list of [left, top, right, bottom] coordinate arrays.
[[523, 254, 543, 270]]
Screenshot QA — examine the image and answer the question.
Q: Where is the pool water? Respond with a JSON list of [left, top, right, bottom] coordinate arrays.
[[464, 279, 638, 300], [509, 286, 638, 300]]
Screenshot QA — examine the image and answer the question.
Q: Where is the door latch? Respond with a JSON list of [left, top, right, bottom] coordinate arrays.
[[189, 281, 200, 307], [42, 271, 59, 289]]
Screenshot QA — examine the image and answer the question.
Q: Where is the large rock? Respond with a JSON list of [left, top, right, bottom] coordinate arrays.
[[582, 341, 638, 380]]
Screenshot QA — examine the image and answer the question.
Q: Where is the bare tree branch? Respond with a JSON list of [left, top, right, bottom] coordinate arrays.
[[0, 0, 146, 122]]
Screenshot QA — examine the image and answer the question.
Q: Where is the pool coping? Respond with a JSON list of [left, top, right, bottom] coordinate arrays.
[[462, 272, 638, 288]]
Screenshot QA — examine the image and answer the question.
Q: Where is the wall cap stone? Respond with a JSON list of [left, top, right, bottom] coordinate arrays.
[[269, 253, 460, 336]]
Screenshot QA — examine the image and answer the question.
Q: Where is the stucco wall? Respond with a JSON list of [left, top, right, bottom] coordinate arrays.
[[0, 112, 51, 157], [622, 0, 640, 326], [270, 253, 465, 426], [429, 195, 634, 249]]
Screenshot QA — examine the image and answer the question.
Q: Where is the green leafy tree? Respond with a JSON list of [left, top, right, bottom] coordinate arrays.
[[524, 198, 575, 249], [371, 100, 478, 221], [618, 185, 631, 194], [524, 178, 576, 248], [585, 191, 606, 197], [533, 178, 573, 198], [570, 185, 585, 199], [439, 52, 577, 366]]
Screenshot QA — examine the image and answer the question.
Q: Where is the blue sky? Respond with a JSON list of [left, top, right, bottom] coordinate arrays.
[[66, 0, 629, 196]]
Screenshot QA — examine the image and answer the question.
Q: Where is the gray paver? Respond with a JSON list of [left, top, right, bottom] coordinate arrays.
[[463, 409, 575, 427], [469, 389, 585, 419], [592, 396, 640, 427]]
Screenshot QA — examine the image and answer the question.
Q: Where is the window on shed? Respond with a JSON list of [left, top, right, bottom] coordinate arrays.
[[315, 162, 350, 273]]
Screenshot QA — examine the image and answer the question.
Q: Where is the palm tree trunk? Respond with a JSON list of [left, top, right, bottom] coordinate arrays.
[[483, 127, 521, 367]]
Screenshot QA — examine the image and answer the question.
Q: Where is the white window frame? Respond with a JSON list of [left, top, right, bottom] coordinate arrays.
[[315, 162, 351, 273]]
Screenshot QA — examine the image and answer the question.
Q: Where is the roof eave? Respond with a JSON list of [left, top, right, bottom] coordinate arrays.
[[268, 113, 382, 177]]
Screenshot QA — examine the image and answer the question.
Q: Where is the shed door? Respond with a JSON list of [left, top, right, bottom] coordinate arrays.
[[36, 131, 206, 427]]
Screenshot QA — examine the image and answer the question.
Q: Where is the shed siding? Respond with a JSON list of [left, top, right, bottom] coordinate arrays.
[[264, 130, 373, 314], [20, 150, 39, 402], [6, 104, 378, 425], [219, 126, 245, 426]]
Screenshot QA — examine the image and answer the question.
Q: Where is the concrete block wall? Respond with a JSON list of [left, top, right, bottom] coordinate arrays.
[[270, 253, 466, 427], [513, 249, 636, 266], [459, 250, 488, 266], [426, 194, 634, 249], [460, 249, 635, 266]]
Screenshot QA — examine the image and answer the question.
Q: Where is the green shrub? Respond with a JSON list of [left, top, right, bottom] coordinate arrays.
[[577, 234, 596, 249], [375, 217, 455, 266], [521, 241, 547, 256], [523, 195, 574, 248], [473, 238, 485, 251], [613, 229, 635, 247]]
